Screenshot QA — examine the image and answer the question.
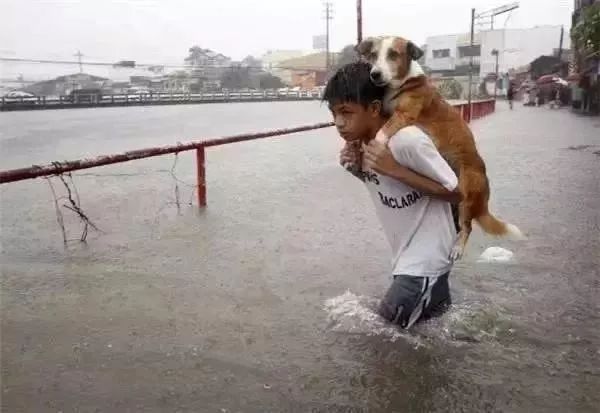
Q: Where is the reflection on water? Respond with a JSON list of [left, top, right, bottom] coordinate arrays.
[[1, 103, 599, 412]]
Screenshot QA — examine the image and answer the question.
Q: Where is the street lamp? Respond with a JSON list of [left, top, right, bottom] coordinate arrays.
[[491, 49, 499, 99]]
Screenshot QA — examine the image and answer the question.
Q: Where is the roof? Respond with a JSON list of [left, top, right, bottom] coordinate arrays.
[[54, 73, 108, 82], [260, 49, 312, 64], [278, 52, 340, 71], [24, 73, 108, 89]]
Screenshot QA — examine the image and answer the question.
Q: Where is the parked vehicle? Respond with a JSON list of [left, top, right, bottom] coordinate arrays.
[[4, 91, 35, 98], [2, 91, 36, 104]]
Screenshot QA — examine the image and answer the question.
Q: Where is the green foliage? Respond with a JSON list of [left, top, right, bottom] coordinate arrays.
[[220, 67, 251, 89], [258, 73, 285, 89], [333, 45, 359, 71], [437, 78, 463, 100], [571, 4, 600, 57]]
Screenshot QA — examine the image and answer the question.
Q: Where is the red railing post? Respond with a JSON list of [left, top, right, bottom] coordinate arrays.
[[196, 146, 206, 207]]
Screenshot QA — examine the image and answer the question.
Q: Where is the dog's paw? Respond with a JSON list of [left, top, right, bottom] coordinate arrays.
[[374, 130, 388, 144], [450, 244, 464, 261]]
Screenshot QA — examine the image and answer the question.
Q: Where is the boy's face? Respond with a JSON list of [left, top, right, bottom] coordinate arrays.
[[328, 101, 383, 143]]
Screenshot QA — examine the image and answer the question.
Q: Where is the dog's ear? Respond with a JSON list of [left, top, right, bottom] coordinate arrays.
[[355, 38, 375, 57], [407, 41, 424, 61]]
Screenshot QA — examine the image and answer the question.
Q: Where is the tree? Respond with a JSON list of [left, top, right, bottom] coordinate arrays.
[[333, 44, 359, 71], [185, 46, 207, 63], [220, 66, 251, 89], [241, 55, 262, 69], [258, 73, 285, 89], [571, 4, 600, 58], [437, 78, 463, 100]]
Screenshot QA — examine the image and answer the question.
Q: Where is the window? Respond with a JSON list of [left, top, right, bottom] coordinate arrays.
[[432, 49, 450, 59], [458, 45, 481, 58]]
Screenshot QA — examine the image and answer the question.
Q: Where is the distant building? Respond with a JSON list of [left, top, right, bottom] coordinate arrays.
[[24, 73, 109, 96], [425, 25, 569, 96], [260, 49, 313, 85], [110, 81, 130, 94], [278, 52, 339, 88], [425, 32, 481, 76], [163, 71, 192, 92], [184, 47, 232, 90]]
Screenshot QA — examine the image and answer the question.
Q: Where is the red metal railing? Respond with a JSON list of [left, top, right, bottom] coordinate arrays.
[[455, 99, 496, 122], [0, 122, 333, 206], [0, 99, 496, 207]]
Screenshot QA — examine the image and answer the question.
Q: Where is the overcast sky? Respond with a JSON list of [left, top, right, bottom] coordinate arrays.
[[1, 0, 573, 76]]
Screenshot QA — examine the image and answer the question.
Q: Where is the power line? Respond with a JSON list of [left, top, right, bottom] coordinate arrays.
[[0, 57, 334, 73]]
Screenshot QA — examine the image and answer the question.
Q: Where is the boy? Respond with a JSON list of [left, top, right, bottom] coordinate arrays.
[[323, 62, 461, 329]]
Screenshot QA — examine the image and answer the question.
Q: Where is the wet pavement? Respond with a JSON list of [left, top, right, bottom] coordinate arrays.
[[1, 101, 599, 412]]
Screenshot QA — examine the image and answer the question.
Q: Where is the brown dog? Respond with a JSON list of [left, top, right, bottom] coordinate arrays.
[[356, 35, 522, 259]]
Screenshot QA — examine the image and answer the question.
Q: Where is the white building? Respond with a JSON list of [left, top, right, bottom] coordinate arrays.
[[425, 32, 481, 75], [184, 47, 232, 89], [425, 25, 569, 78]]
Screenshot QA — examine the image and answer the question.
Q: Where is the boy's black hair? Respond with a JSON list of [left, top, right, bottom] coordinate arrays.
[[322, 61, 386, 108]]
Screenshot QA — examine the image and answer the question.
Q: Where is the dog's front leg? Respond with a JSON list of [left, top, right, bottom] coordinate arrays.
[[374, 111, 411, 144], [375, 95, 423, 144]]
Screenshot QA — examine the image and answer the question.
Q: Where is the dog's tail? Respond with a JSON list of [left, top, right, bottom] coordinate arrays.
[[476, 212, 525, 239]]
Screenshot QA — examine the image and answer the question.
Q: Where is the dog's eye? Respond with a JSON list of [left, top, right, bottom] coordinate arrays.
[[388, 50, 399, 60], [368, 52, 377, 60]]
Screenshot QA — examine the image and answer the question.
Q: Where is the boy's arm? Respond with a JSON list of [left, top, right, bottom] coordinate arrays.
[[384, 164, 461, 203], [362, 133, 460, 203]]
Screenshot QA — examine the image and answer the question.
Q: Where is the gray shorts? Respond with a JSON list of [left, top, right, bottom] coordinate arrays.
[[378, 272, 451, 329]]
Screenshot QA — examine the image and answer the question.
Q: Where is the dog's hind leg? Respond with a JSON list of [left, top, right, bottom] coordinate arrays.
[[450, 169, 481, 260], [451, 200, 473, 261]]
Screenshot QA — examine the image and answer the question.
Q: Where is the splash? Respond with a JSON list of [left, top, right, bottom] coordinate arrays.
[[323, 290, 425, 347], [477, 246, 514, 263], [324, 291, 515, 346], [421, 301, 515, 343]]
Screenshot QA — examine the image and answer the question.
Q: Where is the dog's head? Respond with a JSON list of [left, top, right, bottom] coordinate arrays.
[[356, 36, 424, 87]]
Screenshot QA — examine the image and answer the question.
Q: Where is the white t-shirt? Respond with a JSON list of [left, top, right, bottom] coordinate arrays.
[[361, 126, 458, 277]]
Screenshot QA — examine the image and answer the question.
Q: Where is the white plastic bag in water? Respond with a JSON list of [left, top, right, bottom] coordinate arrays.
[[477, 246, 514, 263]]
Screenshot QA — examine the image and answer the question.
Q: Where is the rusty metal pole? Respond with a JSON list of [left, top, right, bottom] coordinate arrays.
[[357, 0, 363, 44], [196, 146, 206, 207]]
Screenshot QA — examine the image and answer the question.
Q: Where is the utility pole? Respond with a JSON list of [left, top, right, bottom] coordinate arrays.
[[467, 8, 475, 122], [356, 0, 362, 45], [558, 25, 564, 61], [74, 50, 84, 73], [323, 2, 333, 73]]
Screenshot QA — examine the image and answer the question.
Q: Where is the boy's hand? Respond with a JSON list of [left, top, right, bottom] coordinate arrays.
[[362, 140, 401, 177], [339, 141, 361, 170]]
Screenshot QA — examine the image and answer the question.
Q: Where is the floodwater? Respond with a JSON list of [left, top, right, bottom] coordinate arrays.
[[1, 101, 599, 412]]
